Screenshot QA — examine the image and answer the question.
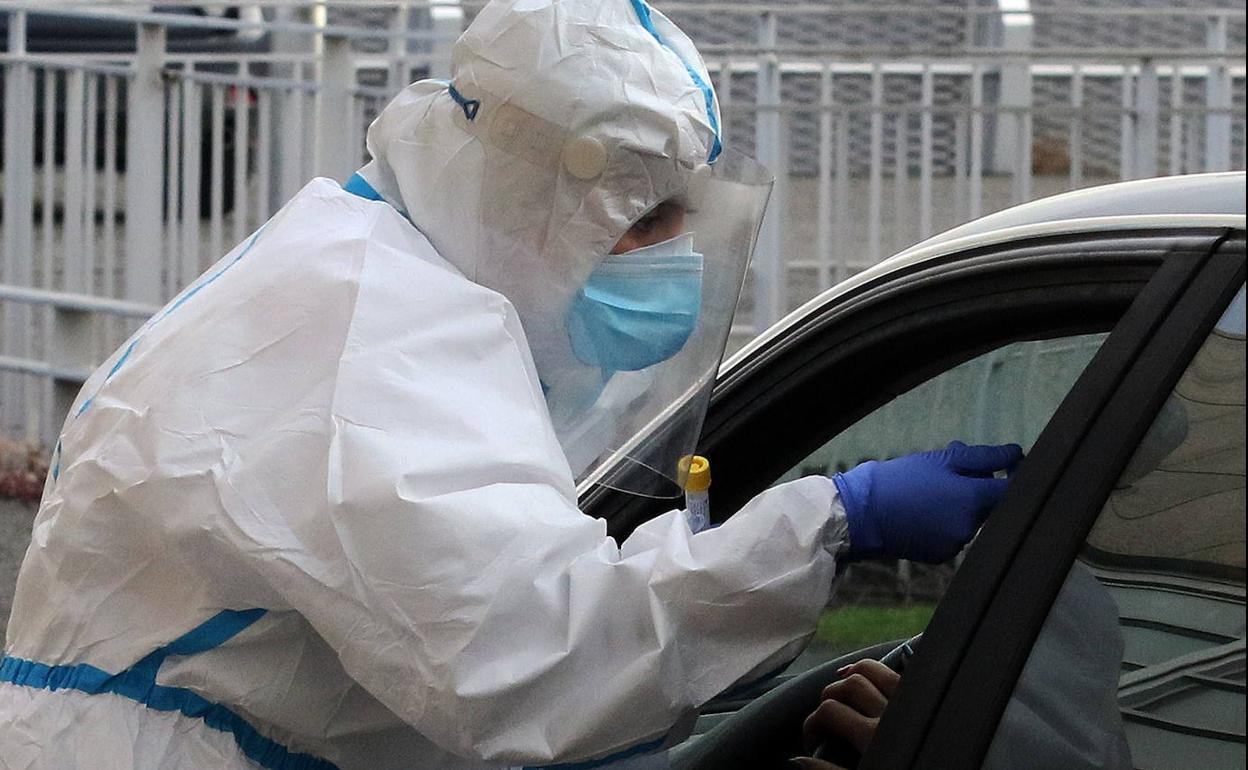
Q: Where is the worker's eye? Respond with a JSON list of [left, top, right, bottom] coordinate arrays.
[[633, 210, 664, 234], [631, 200, 682, 235]]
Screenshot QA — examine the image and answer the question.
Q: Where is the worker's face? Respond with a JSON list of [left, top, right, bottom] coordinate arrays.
[[610, 200, 688, 254]]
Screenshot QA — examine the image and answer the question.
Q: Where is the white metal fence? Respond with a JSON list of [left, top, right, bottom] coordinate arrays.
[[0, 1, 1245, 445], [0, 2, 458, 442]]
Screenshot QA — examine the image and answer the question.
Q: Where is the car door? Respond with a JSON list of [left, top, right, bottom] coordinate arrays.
[[861, 232, 1245, 770], [578, 224, 1237, 768]]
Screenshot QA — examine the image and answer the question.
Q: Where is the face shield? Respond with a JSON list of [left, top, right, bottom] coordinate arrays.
[[556, 149, 773, 498]]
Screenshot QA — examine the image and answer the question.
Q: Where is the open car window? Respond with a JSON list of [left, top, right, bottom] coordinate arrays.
[[587, 230, 1219, 542], [774, 333, 1108, 672], [978, 284, 1246, 770]]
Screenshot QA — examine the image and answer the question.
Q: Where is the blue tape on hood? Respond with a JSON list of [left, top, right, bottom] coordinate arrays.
[[343, 173, 385, 201], [628, 0, 722, 164]]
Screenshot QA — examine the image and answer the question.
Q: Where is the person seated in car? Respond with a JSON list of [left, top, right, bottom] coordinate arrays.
[[794, 560, 1138, 770]]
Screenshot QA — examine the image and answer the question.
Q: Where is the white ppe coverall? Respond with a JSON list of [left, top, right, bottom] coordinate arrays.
[[0, 1, 848, 768]]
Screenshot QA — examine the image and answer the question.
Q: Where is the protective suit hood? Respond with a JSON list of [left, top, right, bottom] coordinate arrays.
[[357, 0, 721, 398]]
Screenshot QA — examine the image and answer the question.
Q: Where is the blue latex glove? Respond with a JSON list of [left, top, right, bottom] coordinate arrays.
[[833, 441, 1024, 564]]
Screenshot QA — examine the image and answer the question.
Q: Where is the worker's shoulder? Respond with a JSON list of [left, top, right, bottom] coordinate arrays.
[[271, 177, 401, 242], [262, 177, 517, 326], [273, 178, 457, 274]]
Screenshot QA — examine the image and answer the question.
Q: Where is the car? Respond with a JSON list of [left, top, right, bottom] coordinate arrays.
[[578, 172, 1246, 770]]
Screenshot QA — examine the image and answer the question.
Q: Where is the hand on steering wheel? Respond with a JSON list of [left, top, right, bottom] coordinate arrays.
[[790, 634, 920, 769], [794, 660, 900, 768]]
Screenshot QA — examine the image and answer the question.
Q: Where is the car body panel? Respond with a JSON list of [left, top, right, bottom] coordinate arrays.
[[905, 173, 1246, 251]]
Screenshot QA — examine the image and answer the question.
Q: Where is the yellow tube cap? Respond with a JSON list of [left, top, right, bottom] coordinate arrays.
[[679, 455, 711, 493]]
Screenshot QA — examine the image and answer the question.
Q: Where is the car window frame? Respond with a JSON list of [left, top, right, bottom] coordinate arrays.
[[582, 229, 1228, 543], [862, 230, 1245, 770]]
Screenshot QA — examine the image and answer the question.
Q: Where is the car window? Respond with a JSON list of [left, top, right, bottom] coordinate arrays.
[[775, 332, 1109, 672], [980, 285, 1246, 770]]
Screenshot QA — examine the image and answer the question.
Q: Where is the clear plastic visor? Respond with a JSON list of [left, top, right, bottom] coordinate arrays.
[[566, 148, 773, 499]]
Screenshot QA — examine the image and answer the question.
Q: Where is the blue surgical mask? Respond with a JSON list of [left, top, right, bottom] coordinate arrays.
[[566, 233, 704, 373]]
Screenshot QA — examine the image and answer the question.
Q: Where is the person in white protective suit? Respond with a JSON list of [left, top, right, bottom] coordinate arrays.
[[0, 1, 1022, 768]]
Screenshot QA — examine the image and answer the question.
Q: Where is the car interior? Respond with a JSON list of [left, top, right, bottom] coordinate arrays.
[[670, 330, 1119, 769]]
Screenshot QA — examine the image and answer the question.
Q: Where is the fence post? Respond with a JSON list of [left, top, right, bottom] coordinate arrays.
[[1169, 67, 1185, 175], [389, 4, 412, 89], [279, 88, 307, 203], [125, 23, 167, 306], [1014, 78, 1032, 204], [316, 34, 354, 182], [970, 64, 984, 219], [179, 80, 202, 285], [64, 70, 86, 292], [834, 111, 849, 280], [1204, 15, 1232, 172], [817, 63, 834, 290], [49, 310, 93, 433], [919, 64, 934, 239], [429, 2, 464, 80], [991, 3, 1034, 178], [893, 114, 907, 246], [1135, 61, 1160, 178], [268, 6, 304, 213], [1119, 72, 1135, 180], [3, 10, 36, 438], [868, 65, 883, 262], [753, 10, 783, 332], [1069, 65, 1084, 188]]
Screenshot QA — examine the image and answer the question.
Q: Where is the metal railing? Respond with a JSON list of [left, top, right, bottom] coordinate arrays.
[[0, 1, 1244, 444], [0, 3, 462, 442], [729, 54, 1245, 331]]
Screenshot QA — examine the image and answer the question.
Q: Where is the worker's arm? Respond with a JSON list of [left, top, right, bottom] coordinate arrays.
[[266, 253, 841, 764]]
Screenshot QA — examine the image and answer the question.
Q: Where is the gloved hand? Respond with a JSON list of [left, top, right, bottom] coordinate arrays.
[[833, 441, 1024, 564]]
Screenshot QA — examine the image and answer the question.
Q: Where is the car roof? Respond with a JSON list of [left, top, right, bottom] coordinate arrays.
[[725, 172, 1247, 373], [905, 172, 1245, 252]]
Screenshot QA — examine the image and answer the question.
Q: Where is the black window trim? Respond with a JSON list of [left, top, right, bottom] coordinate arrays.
[[862, 230, 1244, 769]]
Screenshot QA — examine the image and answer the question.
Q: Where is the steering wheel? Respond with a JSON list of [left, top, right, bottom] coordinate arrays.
[[669, 634, 922, 770], [811, 633, 920, 767]]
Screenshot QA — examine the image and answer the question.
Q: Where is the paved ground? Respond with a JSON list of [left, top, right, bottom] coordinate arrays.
[[0, 499, 35, 640]]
